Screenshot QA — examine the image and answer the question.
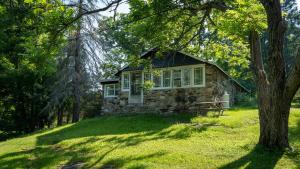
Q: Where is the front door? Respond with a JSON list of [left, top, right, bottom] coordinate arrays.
[[129, 72, 143, 104]]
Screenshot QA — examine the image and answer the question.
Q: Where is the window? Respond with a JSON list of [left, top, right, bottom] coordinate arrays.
[[104, 84, 117, 97], [122, 73, 129, 90], [163, 70, 171, 87], [153, 71, 162, 88], [173, 70, 181, 87], [183, 68, 191, 86], [115, 84, 120, 95], [144, 72, 151, 82], [194, 67, 204, 85]]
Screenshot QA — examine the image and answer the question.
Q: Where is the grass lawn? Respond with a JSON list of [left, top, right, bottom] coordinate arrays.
[[0, 108, 300, 169]]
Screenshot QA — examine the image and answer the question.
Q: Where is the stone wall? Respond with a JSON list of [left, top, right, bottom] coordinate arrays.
[[102, 65, 243, 114]]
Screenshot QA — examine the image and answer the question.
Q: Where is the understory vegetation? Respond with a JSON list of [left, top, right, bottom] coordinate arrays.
[[0, 108, 299, 169]]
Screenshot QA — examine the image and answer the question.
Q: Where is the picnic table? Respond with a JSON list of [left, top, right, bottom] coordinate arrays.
[[196, 101, 229, 117]]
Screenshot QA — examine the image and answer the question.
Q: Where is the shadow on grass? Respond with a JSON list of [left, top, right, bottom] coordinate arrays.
[[220, 117, 300, 169], [0, 113, 210, 168], [35, 113, 196, 145], [98, 151, 166, 169], [219, 145, 284, 169]]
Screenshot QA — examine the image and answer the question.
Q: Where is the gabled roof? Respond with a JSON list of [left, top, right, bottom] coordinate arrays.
[[110, 48, 249, 93], [116, 48, 207, 73]]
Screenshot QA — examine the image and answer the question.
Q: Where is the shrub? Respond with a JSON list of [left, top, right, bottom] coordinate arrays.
[[235, 93, 257, 107]]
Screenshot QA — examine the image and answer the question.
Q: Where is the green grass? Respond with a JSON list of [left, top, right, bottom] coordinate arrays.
[[0, 108, 300, 169]]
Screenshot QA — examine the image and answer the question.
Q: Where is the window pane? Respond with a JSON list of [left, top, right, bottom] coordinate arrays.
[[183, 69, 191, 86], [153, 71, 162, 88], [163, 70, 171, 87], [115, 84, 120, 95], [194, 67, 204, 85], [173, 70, 181, 87], [107, 85, 115, 96], [106, 84, 115, 96], [123, 73, 129, 89], [144, 72, 151, 82]]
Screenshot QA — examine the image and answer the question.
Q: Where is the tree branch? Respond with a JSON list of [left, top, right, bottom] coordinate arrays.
[[285, 47, 300, 101], [55, 0, 122, 37], [249, 30, 269, 86]]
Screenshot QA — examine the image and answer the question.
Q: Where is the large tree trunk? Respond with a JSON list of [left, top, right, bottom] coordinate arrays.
[[250, 30, 291, 148], [249, 0, 300, 149], [72, 0, 83, 123], [248, 0, 300, 149]]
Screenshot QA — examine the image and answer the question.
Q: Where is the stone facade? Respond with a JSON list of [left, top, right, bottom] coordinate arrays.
[[102, 64, 246, 114]]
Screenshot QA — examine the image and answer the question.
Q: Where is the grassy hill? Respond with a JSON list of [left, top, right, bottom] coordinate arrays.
[[0, 108, 299, 169]]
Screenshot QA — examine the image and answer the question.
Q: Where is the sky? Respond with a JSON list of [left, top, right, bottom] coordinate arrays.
[[100, 0, 300, 16]]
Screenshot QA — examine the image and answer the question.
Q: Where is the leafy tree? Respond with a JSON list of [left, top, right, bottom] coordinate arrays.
[[125, 0, 300, 149], [0, 0, 69, 135]]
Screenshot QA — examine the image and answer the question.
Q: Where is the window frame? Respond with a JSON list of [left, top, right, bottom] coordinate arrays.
[[172, 69, 182, 88], [128, 64, 205, 91], [193, 66, 205, 87], [162, 70, 171, 87], [182, 68, 192, 87], [153, 70, 162, 88], [122, 72, 130, 91], [104, 84, 117, 98]]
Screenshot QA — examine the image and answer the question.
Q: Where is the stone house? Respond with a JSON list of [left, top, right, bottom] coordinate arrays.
[[100, 48, 249, 114]]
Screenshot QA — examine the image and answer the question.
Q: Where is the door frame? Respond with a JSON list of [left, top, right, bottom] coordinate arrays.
[[128, 71, 143, 104]]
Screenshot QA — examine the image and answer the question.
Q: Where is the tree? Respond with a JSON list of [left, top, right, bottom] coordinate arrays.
[[72, 0, 84, 123], [124, 0, 300, 149], [0, 0, 69, 134], [249, 0, 300, 148]]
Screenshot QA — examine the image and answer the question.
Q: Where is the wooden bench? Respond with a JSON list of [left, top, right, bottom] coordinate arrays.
[[196, 101, 229, 117]]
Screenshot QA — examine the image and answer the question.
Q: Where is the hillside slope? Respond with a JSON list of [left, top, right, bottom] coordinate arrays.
[[0, 108, 299, 169]]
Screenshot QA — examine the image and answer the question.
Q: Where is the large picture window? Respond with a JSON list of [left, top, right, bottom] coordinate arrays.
[[163, 70, 171, 87], [194, 67, 204, 86], [183, 68, 191, 86], [122, 73, 129, 90], [173, 70, 181, 87]]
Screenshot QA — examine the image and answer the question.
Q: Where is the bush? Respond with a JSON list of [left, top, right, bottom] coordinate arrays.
[[82, 91, 103, 118], [235, 93, 257, 107]]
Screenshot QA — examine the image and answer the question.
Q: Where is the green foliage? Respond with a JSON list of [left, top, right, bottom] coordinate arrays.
[[103, 0, 267, 92], [143, 80, 154, 91], [0, 0, 71, 135], [216, 0, 267, 38], [0, 108, 299, 168], [82, 92, 103, 118]]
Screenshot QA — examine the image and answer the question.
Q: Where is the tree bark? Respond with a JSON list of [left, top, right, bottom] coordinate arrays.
[[248, 0, 300, 149], [57, 105, 64, 126], [72, 0, 83, 123]]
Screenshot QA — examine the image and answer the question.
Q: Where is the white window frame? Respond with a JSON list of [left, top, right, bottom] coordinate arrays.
[[172, 69, 182, 88], [193, 66, 205, 87], [162, 70, 171, 88], [153, 70, 162, 88], [132, 64, 205, 91], [104, 84, 117, 98], [182, 68, 192, 87], [122, 72, 130, 91]]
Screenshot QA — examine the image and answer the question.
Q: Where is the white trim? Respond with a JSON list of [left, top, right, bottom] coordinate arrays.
[[142, 64, 206, 90], [104, 84, 118, 98], [128, 71, 143, 104], [193, 66, 206, 87], [121, 72, 130, 91], [119, 64, 206, 94]]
